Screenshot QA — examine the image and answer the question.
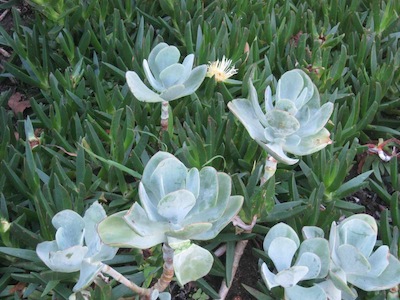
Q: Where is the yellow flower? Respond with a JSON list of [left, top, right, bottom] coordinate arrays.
[[206, 56, 237, 82]]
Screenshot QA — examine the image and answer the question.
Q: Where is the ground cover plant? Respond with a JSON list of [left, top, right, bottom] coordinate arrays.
[[0, 0, 400, 299]]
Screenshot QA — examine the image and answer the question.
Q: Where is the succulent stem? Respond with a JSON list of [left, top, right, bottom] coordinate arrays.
[[101, 264, 148, 296], [161, 101, 169, 132], [218, 215, 257, 299], [151, 243, 175, 293]]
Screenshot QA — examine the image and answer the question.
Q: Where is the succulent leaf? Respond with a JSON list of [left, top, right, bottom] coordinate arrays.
[[52, 210, 85, 250], [173, 243, 213, 286], [36, 242, 88, 273], [99, 211, 166, 248], [285, 284, 327, 300]]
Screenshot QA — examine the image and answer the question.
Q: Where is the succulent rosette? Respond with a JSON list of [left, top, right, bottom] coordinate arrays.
[[228, 69, 333, 165], [126, 42, 207, 102], [98, 151, 243, 285], [36, 202, 118, 291], [261, 223, 330, 300], [324, 214, 400, 299]]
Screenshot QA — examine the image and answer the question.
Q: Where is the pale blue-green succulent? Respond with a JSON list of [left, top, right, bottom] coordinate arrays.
[[98, 151, 243, 285], [322, 214, 400, 299], [228, 69, 333, 165], [261, 223, 330, 300], [36, 202, 118, 292], [126, 43, 207, 102]]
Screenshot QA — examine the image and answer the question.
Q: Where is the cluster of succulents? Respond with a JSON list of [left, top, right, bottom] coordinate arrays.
[[261, 214, 400, 300]]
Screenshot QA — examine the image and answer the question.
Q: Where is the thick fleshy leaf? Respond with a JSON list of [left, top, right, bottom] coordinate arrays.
[[337, 215, 377, 257], [337, 244, 370, 274], [155, 45, 180, 71], [268, 237, 298, 271], [285, 284, 327, 300], [124, 203, 169, 236], [185, 168, 200, 199], [297, 102, 333, 136], [36, 241, 87, 273], [126, 71, 164, 103], [228, 99, 265, 141], [143, 59, 164, 92], [317, 279, 343, 300], [157, 190, 196, 224], [265, 110, 300, 137], [190, 195, 243, 240], [189, 167, 218, 214], [180, 65, 207, 93], [274, 99, 297, 115], [347, 253, 400, 291], [248, 80, 268, 126], [329, 265, 357, 297], [159, 64, 186, 88], [83, 202, 118, 262], [261, 262, 279, 289], [148, 157, 187, 199], [98, 212, 166, 249], [177, 54, 195, 84], [296, 238, 329, 278], [264, 86, 273, 112], [73, 260, 103, 291], [147, 43, 168, 80], [168, 222, 213, 240], [159, 84, 187, 101], [284, 128, 331, 156], [263, 223, 300, 252], [366, 245, 389, 277], [52, 210, 85, 250], [173, 244, 213, 285], [294, 252, 321, 280], [276, 70, 305, 103], [274, 266, 309, 288], [138, 183, 162, 222], [185, 172, 231, 224], [302, 226, 325, 239], [258, 141, 299, 165]]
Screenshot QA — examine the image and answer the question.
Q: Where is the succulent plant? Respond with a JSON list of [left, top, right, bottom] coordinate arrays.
[[261, 223, 330, 300], [324, 214, 400, 299], [36, 202, 118, 292], [98, 151, 243, 285], [126, 43, 207, 103], [228, 69, 333, 165]]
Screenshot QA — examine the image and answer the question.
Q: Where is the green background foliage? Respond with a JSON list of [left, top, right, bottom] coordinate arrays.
[[0, 0, 399, 298]]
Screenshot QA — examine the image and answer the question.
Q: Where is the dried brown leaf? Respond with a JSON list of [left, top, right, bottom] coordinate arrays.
[[8, 92, 31, 114]]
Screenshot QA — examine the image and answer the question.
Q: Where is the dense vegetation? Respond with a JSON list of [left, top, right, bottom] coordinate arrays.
[[0, 0, 399, 299]]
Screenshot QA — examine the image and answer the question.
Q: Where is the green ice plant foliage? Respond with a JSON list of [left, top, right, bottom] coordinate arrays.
[[261, 223, 330, 300], [126, 43, 207, 102], [228, 69, 334, 165], [98, 151, 244, 285], [261, 215, 400, 300], [36, 202, 118, 292]]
